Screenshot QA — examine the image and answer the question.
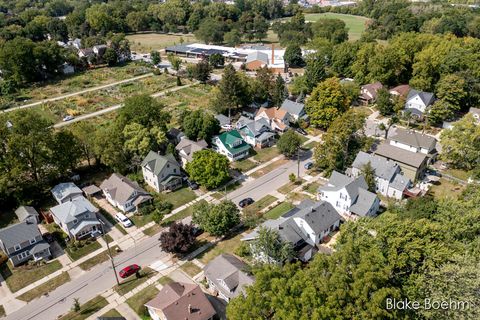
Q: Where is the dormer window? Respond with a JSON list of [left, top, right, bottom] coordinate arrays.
[[30, 238, 36, 245], [73, 219, 78, 224], [14, 244, 21, 251]]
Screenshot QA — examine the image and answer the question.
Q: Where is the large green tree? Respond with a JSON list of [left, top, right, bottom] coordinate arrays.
[[284, 44, 304, 67], [277, 130, 302, 158], [311, 18, 349, 44], [186, 149, 230, 189], [182, 110, 220, 143], [192, 200, 240, 236], [249, 227, 295, 265]]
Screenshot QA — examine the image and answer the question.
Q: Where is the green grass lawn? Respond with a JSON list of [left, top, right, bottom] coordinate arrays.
[[442, 168, 471, 181], [115, 267, 157, 296], [100, 309, 123, 318], [0, 260, 62, 293], [161, 199, 207, 226], [429, 179, 466, 200], [250, 159, 288, 179], [278, 179, 304, 194], [59, 295, 109, 320], [17, 272, 70, 302], [304, 13, 370, 41], [126, 33, 199, 52], [198, 233, 244, 264], [130, 213, 154, 227], [304, 182, 321, 195], [180, 261, 202, 277], [126, 285, 159, 316], [78, 245, 120, 271], [231, 159, 257, 172], [253, 147, 280, 163], [158, 276, 174, 286], [65, 240, 102, 261], [155, 187, 197, 209], [263, 202, 295, 220], [0, 305, 5, 317], [243, 195, 278, 216]]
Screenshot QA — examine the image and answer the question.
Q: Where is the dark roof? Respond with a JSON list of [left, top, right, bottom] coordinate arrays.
[[374, 143, 427, 168], [0, 221, 42, 248], [141, 151, 180, 176], [165, 44, 191, 54], [406, 89, 435, 106], [390, 128, 436, 150], [291, 201, 342, 234]]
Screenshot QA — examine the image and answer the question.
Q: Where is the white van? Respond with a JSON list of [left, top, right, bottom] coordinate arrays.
[[115, 212, 133, 228]]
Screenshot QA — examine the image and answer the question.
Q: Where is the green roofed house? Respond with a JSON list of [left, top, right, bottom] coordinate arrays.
[[212, 130, 251, 161], [141, 151, 183, 193]]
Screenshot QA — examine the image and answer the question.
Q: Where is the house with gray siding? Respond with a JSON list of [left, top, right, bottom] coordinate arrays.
[[141, 152, 183, 193], [15, 206, 40, 224], [100, 173, 152, 212]]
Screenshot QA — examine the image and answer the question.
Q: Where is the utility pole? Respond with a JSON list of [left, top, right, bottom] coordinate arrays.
[[100, 221, 120, 286], [297, 147, 300, 178]]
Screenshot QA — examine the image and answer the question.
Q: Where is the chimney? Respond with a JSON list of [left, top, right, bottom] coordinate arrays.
[[188, 304, 193, 314], [271, 44, 274, 65]]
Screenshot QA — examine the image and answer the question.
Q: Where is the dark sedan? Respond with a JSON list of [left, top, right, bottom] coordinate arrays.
[[239, 197, 255, 208]]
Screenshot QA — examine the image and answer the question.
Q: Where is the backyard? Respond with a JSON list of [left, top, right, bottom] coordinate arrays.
[[0, 260, 63, 293]]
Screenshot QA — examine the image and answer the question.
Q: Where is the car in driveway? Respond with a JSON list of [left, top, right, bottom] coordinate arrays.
[[304, 162, 314, 170], [62, 115, 74, 122], [239, 197, 254, 208], [119, 264, 141, 278], [186, 179, 199, 190], [221, 124, 233, 131], [295, 127, 308, 136], [115, 212, 133, 228]]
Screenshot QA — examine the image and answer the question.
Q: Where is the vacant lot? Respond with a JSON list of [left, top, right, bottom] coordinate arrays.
[[305, 13, 370, 41], [0, 260, 62, 293], [126, 33, 199, 52]]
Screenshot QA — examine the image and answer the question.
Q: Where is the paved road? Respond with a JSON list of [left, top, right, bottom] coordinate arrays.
[[5, 234, 168, 320], [227, 150, 313, 204], [53, 82, 197, 128], [2, 73, 153, 114]]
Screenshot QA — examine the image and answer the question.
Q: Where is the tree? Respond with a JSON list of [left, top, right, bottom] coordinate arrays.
[[126, 11, 151, 32], [70, 122, 97, 166], [249, 227, 295, 264], [93, 124, 128, 173], [213, 64, 250, 116], [194, 18, 224, 44], [72, 298, 80, 312], [428, 100, 457, 125], [191, 59, 212, 83], [376, 88, 394, 116], [224, 29, 242, 46], [252, 66, 274, 103], [151, 51, 161, 65], [311, 18, 349, 44], [209, 53, 224, 68], [361, 162, 376, 192], [271, 74, 288, 107], [303, 53, 327, 93], [192, 200, 240, 236], [284, 44, 304, 68], [440, 114, 480, 170], [117, 94, 170, 130], [103, 48, 117, 66], [52, 131, 82, 173], [167, 54, 182, 72], [305, 77, 351, 129], [159, 222, 195, 254], [182, 110, 220, 143], [186, 150, 230, 189], [123, 123, 166, 158], [277, 130, 302, 158]]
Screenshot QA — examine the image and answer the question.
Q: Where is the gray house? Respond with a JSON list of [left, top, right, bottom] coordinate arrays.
[[0, 221, 50, 266], [51, 182, 83, 204], [50, 196, 101, 240], [141, 152, 183, 193], [279, 99, 306, 122], [15, 206, 40, 224], [101, 173, 152, 212], [204, 254, 254, 301]]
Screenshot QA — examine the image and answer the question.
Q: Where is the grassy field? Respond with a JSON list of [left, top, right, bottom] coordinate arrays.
[[59, 295, 108, 320], [17, 272, 70, 302], [264, 202, 295, 220], [126, 285, 159, 316], [78, 245, 120, 271], [65, 240, 102, 261], [180, 261, 202, 277], [0, 260, 62, 293], [126, 33, 199, 52], [115, 267, 157, 296], [429, 179, 466, 200], [198, 233, 244, 264], [305, 13, 370, 41]]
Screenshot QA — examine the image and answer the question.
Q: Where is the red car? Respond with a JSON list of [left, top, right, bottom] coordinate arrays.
[[119, 264, 141, 278]]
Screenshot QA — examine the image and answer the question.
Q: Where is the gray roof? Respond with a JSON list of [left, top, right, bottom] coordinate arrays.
[[30, 242, 50, 255], [215, 114, 230, 126], [322, 171, 369, 201], [352, 151, 399, 182], [280, 99, 305, 116], [141, 151, 180, 176], [406, 89, 435, 106], [374, 143, 427, 169], [70, 220, 101, 236], [175, 139, 208, 162], [15, 206, 39, 222], [204, 254, 254, 299], [246, 51, 269, 64], [165, 44, 193, 54], [390, 173, 411, 191], [82, 185, 101, 196], [0, 221, 42, 248], [241, 118, 271, 137], [390, 128, 436, 150], [291, 201, 341, 234], [100, 173, 150, 205], [257, 131, 275, 142], [50, 196, 98, 225], [51, 182, 82, 203], [348, 188, 377, 217]]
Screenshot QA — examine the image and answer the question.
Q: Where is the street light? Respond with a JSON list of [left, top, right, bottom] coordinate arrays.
[[100, 221, 120, 286]]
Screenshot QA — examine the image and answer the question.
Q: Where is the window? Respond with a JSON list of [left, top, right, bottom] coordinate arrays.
[[30, 238, 36, 245], [14, 244, 21, 252], [73, 219, 78, 224], [173, 169, 177, 173]]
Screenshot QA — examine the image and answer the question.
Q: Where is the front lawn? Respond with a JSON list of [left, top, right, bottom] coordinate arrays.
[[155, 187, 197, 209], [180, 261, 202, 277], [0, 260, 63, 293], [304, 182, 321, 195], [278, 179, 304, 194], [115, 267, 157, 296], [253, 147, 280, 163], [17, 272, 70, 302], [303, 141, 319, 150], [263, 202, 295, 220], [158, 276, 173, 286], [250, 159, 288, 178], [126, 285, 159, 316], [143, 223, 163, 236], [59, 295, 108, 320], [78, 245, 120, 271], [231, 159, 257, 172], [65, 239, 102, 261], [198, 233, 244, 264], [243, 195, 278, 216], [161, 200, 207, 226], [130, 213, 154, 227]]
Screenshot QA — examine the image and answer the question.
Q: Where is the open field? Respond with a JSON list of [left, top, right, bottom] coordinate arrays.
[[0, 260, 62, 293], [126, 33, 199, 52], [305, 13, 370, 41]]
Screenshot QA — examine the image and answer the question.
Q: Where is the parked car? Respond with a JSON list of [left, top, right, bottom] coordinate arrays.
[[63, 115, 74, 122], [304, 162, 314, 170], [192, 226, 203, 237], [239, 197, 254, 208], [221, 124, 233, 130], [115, 212, 133, 228], [119, 264, 141, 278], [295, 127, 307, 136], [187, 179, 199, 190]]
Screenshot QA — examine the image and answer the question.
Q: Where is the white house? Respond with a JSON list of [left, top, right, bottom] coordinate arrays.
[[212, 130, 251, 161], [255, 107, 290, 132], [51, 182, 83, 204], [349, 151, 411, 200], [404, 89, 435, 117], [318, 171, 380, 218], [238, 118, 276, 148], [100, 173, 152, 212], [389, 128, 437, 155], [141, 152, 183, 193]]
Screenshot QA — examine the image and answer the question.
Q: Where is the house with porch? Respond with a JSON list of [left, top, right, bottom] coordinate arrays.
[[100, 173, 152, 212], [0, 221, 51, 267], [50, 196, 102, 240], [238, 118, 276, 148], [318, 171, 380, 218], [141, 151, 183, 193], [212, 130, 251, 161]]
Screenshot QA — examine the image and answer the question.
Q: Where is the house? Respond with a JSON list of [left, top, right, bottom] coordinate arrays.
[[359, 82, 383, 105], [318, 171, 380, 218], [15, 206, 40, 224], [145, 282, 216, 320], [245, 51, 269, 71], [141, 151, 183, 193], [67, 38, 82, 49], [92, 44, 107, 56], [215, 114, 230, 128], [50, 196, 102, 240], [0, 221, 51, 267], [389, 128, 437, 155], [404, 89, 435, 117], [469, 107, 480, 124], [167, 128, 185, 145], [51, 182, 83, 204], [100, 173, 152, 212], [175, 139, 208, 168], [242, 199, 342, 263], [349, 151, 411, 200], [238, 118, 276, 148], [255, 107, 290, 132], [212, 130, 251, 161], [374, 142, 428, 181], [389, 84, 410, 99], [78, 48, 94, 59], [204, 254, 254, 301], [279, 99, 306, 122]]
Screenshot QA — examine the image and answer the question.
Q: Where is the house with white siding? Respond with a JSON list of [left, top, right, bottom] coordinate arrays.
[[100, 173, 152, 212], [141, 151, 183, 193]]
